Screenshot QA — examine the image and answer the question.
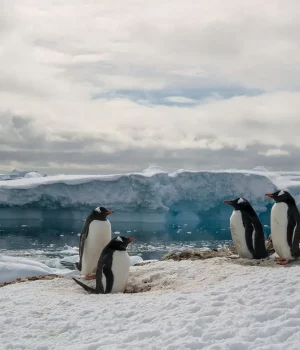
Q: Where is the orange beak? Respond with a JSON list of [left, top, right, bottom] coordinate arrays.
[[106, 210, 113, 215], [265, 194, 273, 198], [128, 237, 135, 242], [224, 201, 233, 205]]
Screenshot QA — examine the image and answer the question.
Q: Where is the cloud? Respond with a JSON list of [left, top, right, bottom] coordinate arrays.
[[0, 1, 300, 174], [164, 96, 197, 104], [259, 149, 290, 157]]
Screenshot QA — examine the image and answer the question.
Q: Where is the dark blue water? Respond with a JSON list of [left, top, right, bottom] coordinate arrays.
[[0, 208, 271, 269]]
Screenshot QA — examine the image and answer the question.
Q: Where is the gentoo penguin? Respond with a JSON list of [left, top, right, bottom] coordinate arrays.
[[224, 197, 268, 259], [75, 207, 113, 279], [265, 190, 300, 265], [73, 236, 135, 294]]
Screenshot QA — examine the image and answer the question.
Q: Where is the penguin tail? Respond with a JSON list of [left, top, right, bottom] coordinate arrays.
[[72, 278, 98, 294], [267, 249, 275, 256], [75, 262, 81, 271]]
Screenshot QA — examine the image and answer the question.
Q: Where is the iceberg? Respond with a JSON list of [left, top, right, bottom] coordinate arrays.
[[1, 166, 300, 221]]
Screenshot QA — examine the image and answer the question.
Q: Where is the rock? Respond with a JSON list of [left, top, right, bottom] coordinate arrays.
[[161, 246, 237, 261], [134, 260, 158, 266], [0, 274, 61, 288]]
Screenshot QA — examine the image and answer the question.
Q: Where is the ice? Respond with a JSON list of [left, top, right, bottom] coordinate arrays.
[[0, 254, 54, 283], [60, 245, 79, 255], [2, 166, 300, 223], [0, 167, 286, 216], [24, 171, 43, 178], [130, 255, 143, 266], [2, 258, 300, 349], [0, 252, 146, 282]]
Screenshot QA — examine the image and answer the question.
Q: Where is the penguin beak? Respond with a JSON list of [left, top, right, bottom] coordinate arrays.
[[224, 201, 233, 206], [106, 210, 113, 215], [265, 194, 273, 198], [128, 237, 135, 242]]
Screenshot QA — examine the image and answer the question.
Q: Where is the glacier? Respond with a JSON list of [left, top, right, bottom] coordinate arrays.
[[1, 166, 300, 222]]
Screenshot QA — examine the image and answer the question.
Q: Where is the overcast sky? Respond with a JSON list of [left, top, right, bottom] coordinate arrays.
[[1, 0, 300, 175]]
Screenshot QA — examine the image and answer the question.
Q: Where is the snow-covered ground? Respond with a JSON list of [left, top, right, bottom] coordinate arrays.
[[1, 257, 300, 349]]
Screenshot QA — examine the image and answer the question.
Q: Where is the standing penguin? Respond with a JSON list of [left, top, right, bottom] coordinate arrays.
[[73, 236, 135, 294], [224, 197, 268, 259], [75, 207, 113, 279], [265, 190, 300, 265]]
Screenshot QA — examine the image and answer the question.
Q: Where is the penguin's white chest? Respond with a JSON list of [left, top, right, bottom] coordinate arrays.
[[102, 251, 131, 293], [271, 203, 293, 260], [230, 210, 253, 259], [81, 220, 111, 276]]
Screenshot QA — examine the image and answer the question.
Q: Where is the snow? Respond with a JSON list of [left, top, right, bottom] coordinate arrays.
[[0, 166, 283, 214], [0, 254, 54, 283], [0, 253, 144, 283], [1, 258, 300, 349], [2, 166, 300, 219], [24, 171, 43, 178], [130, 255, 143, 266]]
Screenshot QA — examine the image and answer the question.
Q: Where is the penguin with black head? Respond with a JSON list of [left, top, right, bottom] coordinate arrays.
[[73, 236, 135, 294], [224, 197, 268, 259], [75, 206, 113, 279], [265, 190, 300, 265]]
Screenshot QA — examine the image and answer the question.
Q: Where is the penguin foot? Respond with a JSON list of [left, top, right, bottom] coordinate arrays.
[[277, 259, 289, 265], [85, 274, 96, 280], [274, 257, 285, 261]]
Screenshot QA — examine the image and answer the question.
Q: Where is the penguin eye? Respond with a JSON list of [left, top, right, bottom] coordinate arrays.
[[116, 236, 123, 242], [237, 198, 245, 204], [95, 207, 101, 213], [278, 190, 285, 196]]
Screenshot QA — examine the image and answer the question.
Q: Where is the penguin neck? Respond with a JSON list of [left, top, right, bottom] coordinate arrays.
[[98, 217, 108, 221], [110, 247, 127, 252]]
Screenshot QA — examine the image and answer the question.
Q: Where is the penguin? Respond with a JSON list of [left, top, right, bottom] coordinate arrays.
[[265, 190, 300, 265], [73, 236, 135, 294], [75, 206, 113, 279], [224, 197, 268, 259]]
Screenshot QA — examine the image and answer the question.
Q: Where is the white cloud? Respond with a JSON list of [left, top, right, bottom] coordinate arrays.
[[1, 0, 300, 173], [165, 96, 196, 104], [259, 149, 290, 157]]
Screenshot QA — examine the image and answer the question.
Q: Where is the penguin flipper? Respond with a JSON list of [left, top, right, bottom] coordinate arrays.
[[243, 217, 255, 256], [251, 216, 268, 259], [288, 206, 300, 257], [76, 223, 90, 271], [72, 277, 99, 294], [103, 265, 114, 294]]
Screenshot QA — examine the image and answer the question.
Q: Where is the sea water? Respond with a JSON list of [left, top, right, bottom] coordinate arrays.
[[0, 208, 271, 270]]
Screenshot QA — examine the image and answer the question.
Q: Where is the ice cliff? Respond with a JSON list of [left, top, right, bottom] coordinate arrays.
[[1, 166, 300, 219]]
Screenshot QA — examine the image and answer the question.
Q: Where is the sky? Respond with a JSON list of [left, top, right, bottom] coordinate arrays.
[[1, 0, 300, 175]]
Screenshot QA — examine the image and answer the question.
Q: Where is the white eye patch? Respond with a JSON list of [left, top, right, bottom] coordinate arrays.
[[116, 236, 123, 242], [278, 190, 285, 196], [95, 207, 101, 213], [237, 198, 245, 204]]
